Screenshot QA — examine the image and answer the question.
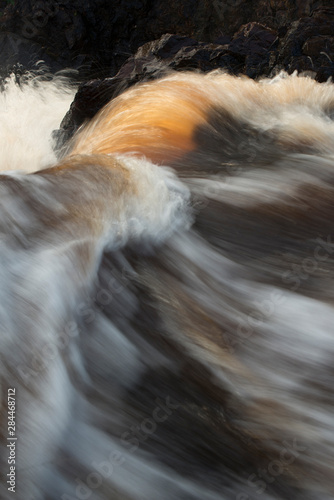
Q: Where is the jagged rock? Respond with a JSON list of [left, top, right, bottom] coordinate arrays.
[[272, 7, 334, 81], [1, 0, 333, 78], [228, 22, 278, 78]]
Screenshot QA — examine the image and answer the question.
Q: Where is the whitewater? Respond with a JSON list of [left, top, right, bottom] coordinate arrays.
[[0, 70, 334, 500]]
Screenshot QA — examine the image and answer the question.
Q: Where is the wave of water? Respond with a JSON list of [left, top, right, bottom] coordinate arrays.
[[0, 70, 334, 500]]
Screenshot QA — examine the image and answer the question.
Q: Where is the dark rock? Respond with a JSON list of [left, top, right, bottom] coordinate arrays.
[[229, 22, 278, 78], [55, 77, 118, 148], [1, 0, 334, 79], [303, 36, 328, 57], [272, 7, 334, 81], [0, 32, 65, 80], [133, 33, 242, 73], [0, 0, 225, 78]]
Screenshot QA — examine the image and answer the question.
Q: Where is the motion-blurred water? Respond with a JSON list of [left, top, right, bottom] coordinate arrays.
[[0, 70, 334, 500]]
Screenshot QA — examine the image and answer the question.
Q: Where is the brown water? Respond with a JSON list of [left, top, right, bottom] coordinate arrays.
[[0, 71, 334, 500]]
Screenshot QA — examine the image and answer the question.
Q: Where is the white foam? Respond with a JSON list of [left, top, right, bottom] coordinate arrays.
[[0, 73, 75, 173]]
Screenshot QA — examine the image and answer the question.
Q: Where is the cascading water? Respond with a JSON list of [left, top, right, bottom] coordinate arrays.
[[0, 70, 334, 500]]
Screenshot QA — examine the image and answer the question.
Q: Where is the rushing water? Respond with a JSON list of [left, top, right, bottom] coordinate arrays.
[[0, 70, 334, 500]]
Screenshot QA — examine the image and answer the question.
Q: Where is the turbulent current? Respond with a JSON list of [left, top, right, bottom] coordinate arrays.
[[0, 70, 334, 500]]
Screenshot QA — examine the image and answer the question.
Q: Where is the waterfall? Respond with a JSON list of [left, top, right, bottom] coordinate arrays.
[[1, 70, 334, 500]]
